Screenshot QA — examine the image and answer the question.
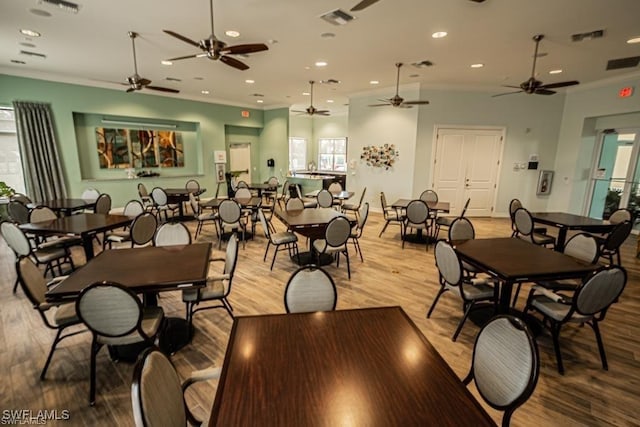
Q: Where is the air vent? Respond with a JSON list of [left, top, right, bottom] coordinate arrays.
[[319, 79, 340, 84], [606, 56, 640, 70], [571, 29, 604, 42], [38, 0, 80, 13], [20, 50, 46, 59], [165, 77, 182, 82], [319, 9, 355, 26], [412, 60, 434, 68], [251, 93, 264, 97]]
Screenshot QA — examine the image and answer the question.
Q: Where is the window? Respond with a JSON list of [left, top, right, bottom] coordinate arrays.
[[318, 138, 347, 172], [0, 108, 26, 194], [288, 137, 307, 171]]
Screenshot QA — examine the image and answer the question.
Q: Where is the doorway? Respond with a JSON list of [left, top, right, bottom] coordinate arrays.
[[229, 143, 252, 184], [432, 127, 504, 217], [587, 129, 640, 228]]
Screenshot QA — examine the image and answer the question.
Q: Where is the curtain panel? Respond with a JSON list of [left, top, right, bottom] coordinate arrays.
[[12, 101, 67, 201]]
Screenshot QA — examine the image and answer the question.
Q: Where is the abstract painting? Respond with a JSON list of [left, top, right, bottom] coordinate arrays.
[[96, 127, 184, 169]]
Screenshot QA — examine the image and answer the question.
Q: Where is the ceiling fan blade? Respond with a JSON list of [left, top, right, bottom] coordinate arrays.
[[146, 85, 180, 93], [539, 80, 579, 90], [368, 103, 391, 107], [290, 110, 306, 113], [402, 100, 430, 105], [138, 78, 152, 86], [315, 110, 330, 114], [126, 87, 137, 93], [351, 0, 381, 11], [221, 43, 269, 55], [220, 55, 249, 70], [491, 90, 524, 98], [397, 104, 413, 109], [163, 30, 201, 48], [167, 53, 201, 61], [316, 112, 331, 116], [501, 85, 523, 89], [534, 88, 556, 95]]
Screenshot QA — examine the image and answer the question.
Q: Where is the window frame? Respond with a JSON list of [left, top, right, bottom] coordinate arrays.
[[288, 137, 307, 172], [317, 137, 347, 172]]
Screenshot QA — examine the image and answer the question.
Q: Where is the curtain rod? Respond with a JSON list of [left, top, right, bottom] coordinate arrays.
[[100, 118, 177, 129]]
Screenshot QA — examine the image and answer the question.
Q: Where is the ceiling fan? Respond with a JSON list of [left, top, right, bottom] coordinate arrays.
[[351, 0, 485, 12], [163, 0, 268, 70], [369, 63, 430, 108], [291, 81, 330, 116], [493, 34, 579, 97], [119, 32, 178, 94]]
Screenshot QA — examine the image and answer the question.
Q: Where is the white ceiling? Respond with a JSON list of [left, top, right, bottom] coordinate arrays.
[[1, 0, 640, 112]]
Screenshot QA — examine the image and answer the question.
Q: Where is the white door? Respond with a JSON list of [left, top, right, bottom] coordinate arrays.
[[433, 128, 503, 216], [229, 143, 252, 184]]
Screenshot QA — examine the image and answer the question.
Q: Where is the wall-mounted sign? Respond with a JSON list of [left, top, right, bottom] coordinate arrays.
[[214, 150, 227, 164], [619, 87, 634, 98], [241, 110, 250, 118]]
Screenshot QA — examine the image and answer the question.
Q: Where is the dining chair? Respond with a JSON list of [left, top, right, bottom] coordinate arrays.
[[29, 206, 83, 250], [284, 265, 337, 313], [182, 234, 239, 328], [93, 193, 112, 214], [327, 182, 343, 208], [402, 199, 431, 251], [513, 208, 555, 248], [608, 208, 632, 224], [16, 256, 86, 380], [81, 188, 100, 200], [342, 187, 367, 220], [463, 315, 539, 427], [189, 192, 217, 240], [447, 217, 479, 278], [263, 176, 279, 203], [378, 191, 403, 237], [131, 346, 221, 427], [76, 281, 165, 405], [105, 212, 157, 249], [258, 209, 299, 270], [154, 222, 192, 247], [102, 200, 144, 247], [10, 193, 32, 204], [427, 240, 498, 341], [419, 189, 438, 204], [350, 202, 369, 262], [509, 198, 546, 236], [313, 216, 352, 279], [138, 183, 155, 212], [8, 200, 30, 224], [436, 197, 470, 239], [150, 187, 179, 221], [292, 184, 317, 209], [185, 179, 200, 192], [276, 180, 290, 208], [524, 266, 626, 374], [217, 199, 246, 249], [285, 197, 305, 211], [316, 189, 334, 208], [597, 219, 632, 265]]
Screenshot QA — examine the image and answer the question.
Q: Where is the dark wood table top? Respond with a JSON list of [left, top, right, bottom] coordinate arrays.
[[531, 212, 615, 230], [201, 197, 262, 209], [164, 188, 206, 197], [19, 213, 131, 236], [454, 237, 597, 283], [392, 198, 450, 213], [273, 206, 348, 228], [209, 306, 494, 426], [31, 198, 96, 212], [46, 243, 212, 301], [305, 189, 355, 200]]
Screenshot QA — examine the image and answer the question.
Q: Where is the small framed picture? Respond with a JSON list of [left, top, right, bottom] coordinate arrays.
[[216, 163, 226, 183], [537, 170, 553, 195], [214, 150, 227, 164]]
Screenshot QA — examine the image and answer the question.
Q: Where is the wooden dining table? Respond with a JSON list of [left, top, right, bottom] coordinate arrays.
[[164, 187, 206, 221], [209, 306, 495, 426], [531, 212, 615, 251], [30, 198, 96, 215], [391, 198, 450, 243]]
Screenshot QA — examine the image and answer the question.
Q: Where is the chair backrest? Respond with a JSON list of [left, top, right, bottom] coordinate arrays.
[[324, 216, 351, 247], [467, 315, 539, 426], [328, 182, 342, 193], [94, 193, 112, 214], [132, 347, 187, 427], [151, 187, 168, 207], [563, 233, 599, 264], [355, 187, 367, 208], [185, 179, 200, 192], [11, 193, 32, 204], [357, 202, 370, 231], [281, 181, 290, 199], [123, 200, 145, 217], [460, 198, 471, 218], [574, 266, 626, 316], [8, 200, 30, 224], [257, 209, 271, 240], [235, 188, 252, 199], [405, 200, 429, 224], [188, 192, 200, 216], [29, 206, 57, 223], [236, 180, 249, 189], [509, 199, 523, 218], [434, 240, 463, 286], [154, 222, 192, 247], [81, 188, 100, 200], [1, 221, 31, 257], [420, 189, 438, 203], [214, 182, 222, 199], [267, 176, 279, 186], [602, 220, 632, 252], [223, 234, 239, 278], [284, 265, 337, 313], [218, 200, 241, 224], [448, 217, 475, 241], [138, 183, 149, 198], [286, 198, 305, 211], [513, 208, 533, 235], [380, 192, 389, 210], [608, 208, 632, 224], [17, 256, 48, 307], [76, 281, 142, 338], [316, 189, 334, 208], [130, 212, 158, 246]]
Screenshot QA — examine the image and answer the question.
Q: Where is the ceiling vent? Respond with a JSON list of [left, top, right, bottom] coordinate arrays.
[[571, 29, 604, 42], [20, 50, 46, 59], [38, 0, 80, 13], [606, 56, 640, 70], [319, 9, 355, 26], [319, 79, 340, 84], [412, 60, 434, 68]]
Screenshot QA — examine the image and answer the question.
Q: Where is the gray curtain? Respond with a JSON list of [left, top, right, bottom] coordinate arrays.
[[12, 101, 67, 201]]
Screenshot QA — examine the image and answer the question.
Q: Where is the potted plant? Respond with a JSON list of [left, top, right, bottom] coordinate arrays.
[[0, 181, 15, 198]]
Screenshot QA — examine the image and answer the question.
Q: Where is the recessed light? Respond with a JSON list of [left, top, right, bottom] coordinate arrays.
[[201, 90, 210, 94], [432, 31, 447, 39], [257, 99, 264, 103], [327, 100, 334, 103], [161, 60, 173, 66], [370, 80, 379, 85], [225, 30, 240, 38], [267, 39, 278, 44], [626, 37, 640, 44], [302, 92, 310, 96], [29, 8, 52, 17], [38, 0, 80, 14], [549, 69, 563, 74], [245, 79, 255, 84], [470, 63, 484, 68], [20, 29, 41, 37], [11, 60, 26, 65], [315, 61, 328, 67]]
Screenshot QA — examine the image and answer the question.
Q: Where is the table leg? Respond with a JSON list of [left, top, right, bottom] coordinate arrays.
[[498, 280, 513, 314], [555, 228, 567, 252], [82, 234, 95, 260]]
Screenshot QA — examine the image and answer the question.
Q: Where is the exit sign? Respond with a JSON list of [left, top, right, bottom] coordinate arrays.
[[241, 110, 250, 118], [619, 86, 634, 98]]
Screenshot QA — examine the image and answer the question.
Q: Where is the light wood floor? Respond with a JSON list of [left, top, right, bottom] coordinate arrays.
[[1, 212, 639, 426]]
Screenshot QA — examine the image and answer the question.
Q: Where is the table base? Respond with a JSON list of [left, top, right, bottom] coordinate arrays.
[[468, 306, 543, 337], [292, 251, 334, 266]]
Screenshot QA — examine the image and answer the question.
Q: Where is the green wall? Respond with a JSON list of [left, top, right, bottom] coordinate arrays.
[[0, 74, 288, 207], [259, 108, 289, 183]]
